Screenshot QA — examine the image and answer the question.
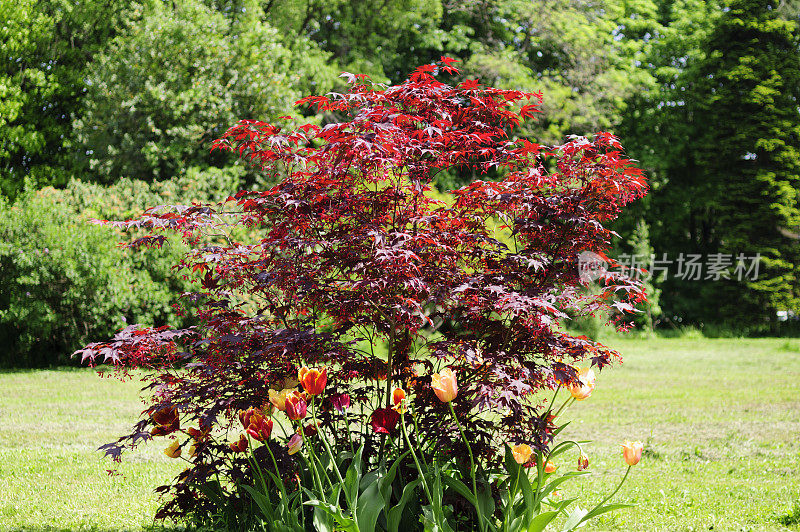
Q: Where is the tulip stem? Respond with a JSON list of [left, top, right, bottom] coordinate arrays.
[[312, 400, 347, 488], [592, 465, 631, 514], [503, 465, 521, 532], [551, 396, 575, 422], [312, 399, 355, 522], [400, 413, 435, 509], [448, 402, 486, 532]]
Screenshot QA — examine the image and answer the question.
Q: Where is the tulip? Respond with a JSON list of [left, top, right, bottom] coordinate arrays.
[[544, 461, 557, 474], [187, 427, 209, 442], [287, 433, 303, 455], [392, 387, 406, 413], [269, 389, 292, 411], [164, 439, 181, 458], [285, 391, 308, 420], [370, 407, 400, 434], [330, 393, 351, 413], [621, 441, 643, 466], [578, 452, 589, 471], [303, 422, 320, 437], [229, 433, 248, 453], [569, 366, 596, 401], [239, 407, 264, 429], [150, 406, 180, 435], [299, 366, 327, 396], [246, 417, 274, 442], [510, 443, 533, 465], [188, 444, 198, 458], [431, 367, 458, 403]]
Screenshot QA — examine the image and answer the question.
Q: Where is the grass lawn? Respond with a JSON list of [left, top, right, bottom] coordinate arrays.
[[1, 338, 799, 531]]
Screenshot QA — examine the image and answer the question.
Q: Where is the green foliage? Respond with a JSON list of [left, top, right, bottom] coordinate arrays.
[[0, 169, 237, 367], [73, 0, 317, 184], [0, 0, 130, 198], [627, 0, 800, 328]]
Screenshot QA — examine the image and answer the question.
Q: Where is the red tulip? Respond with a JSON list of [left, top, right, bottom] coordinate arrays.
[[330, 393, 351, 413], [285, 391, 308, 420], [370, 408, 400, 434], [229, 433, 248, 453], [246, 417, 274, 442]]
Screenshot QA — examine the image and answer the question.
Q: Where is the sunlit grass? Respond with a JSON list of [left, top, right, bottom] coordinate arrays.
[[1, 338, 799, 530]]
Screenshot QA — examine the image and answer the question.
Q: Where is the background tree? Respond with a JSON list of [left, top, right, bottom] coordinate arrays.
[[74, 0, 335, 184], [0, 0, 130, 198], [625, 0, 800, 328]]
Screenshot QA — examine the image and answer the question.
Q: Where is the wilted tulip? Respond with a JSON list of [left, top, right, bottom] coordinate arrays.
[[578, 452, 589, 471], [510, 443, 533, 465], [187, 427, 209, 442], [285, 391, 308, 420], [229, 433, 248, 453], [299, 366, 327, 396], [431, 368, 458, 403], [370, 408, 400, 434], [569, 367, 596, 401], [392, 387, 406, 413], [621, 441, 643, 465], [287, 433, 303, 455], [164, 439, 181, 458]]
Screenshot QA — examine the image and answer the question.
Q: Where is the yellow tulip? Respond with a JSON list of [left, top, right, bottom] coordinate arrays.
[[164, 439, 181, 459], [431, 368, 458, 403], [510, 443, 533, 465]]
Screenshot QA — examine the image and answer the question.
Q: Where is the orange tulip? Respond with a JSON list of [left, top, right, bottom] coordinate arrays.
[[164, 439, 181, 458], [544, 461, 557, 474], [392, 387, 406, 413], [569, 367, 596, 401], [431, 368, 458, 403], [621, 441, 643, 466], [287, 433, 303, 455], [510, 443, 533, 465], [299, 366, 327, 396], [578, 452, 589, 471]]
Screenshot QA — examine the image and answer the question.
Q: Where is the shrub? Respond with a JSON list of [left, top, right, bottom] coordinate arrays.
[[78, 59, 647, 528], [0, 168, 240, 367]]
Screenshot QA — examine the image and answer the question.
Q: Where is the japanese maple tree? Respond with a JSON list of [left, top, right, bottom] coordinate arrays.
[[77, 58, 647, 521]]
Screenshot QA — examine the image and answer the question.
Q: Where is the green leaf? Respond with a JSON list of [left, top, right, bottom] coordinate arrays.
[[441, 475, 477, 506], [356, 474, 386, 532], [579, 503, 634, 524], [526, 510, 560, 532], [241, 484, 276, 522], [559, 505, 588, 532], [387, 478, 421, 532]]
